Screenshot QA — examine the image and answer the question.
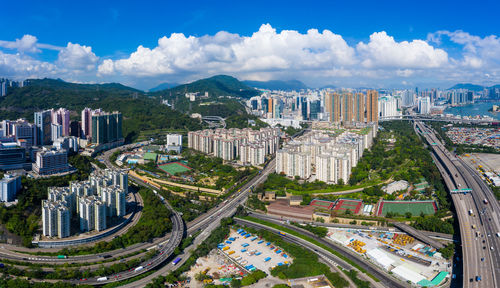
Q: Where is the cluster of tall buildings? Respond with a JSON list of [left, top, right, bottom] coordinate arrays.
[[81, 108, 123, 144], [42, 169, 128, 239], [0, 107, 122, 172], [188, 127, 281, 166], [276, 123, 377, 184], [248, 89, 380, 125], [324, 90, 379, 124]]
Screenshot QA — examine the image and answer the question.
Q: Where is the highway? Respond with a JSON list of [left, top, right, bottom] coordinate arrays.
[[248, 211, 455, 242], [117, 158, 278, 287], [74, 180, 185, 285], [235, 217, 408, 288], [415, 121, 500, 287]]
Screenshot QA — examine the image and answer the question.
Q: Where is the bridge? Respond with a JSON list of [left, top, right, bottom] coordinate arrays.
[[379, 115, 496, 124], [201, 115, 226, 128]]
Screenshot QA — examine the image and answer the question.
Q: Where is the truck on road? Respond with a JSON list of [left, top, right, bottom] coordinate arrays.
[[134, 266, 144, 272], [469, 210, 474, 216], [97, 277, 107, 282], [57, 255, 67, 259]]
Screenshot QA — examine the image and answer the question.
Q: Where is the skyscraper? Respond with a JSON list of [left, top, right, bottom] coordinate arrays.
[[343, 93, 354, 124], [52, 108, 70, 136], [81, 108, 92, 139], [91, 111, 123, 145], [354, 93, 365, 122], [34, 110, 53, 146], [51, 123, 63, 142], [366, 90, 378, 123]]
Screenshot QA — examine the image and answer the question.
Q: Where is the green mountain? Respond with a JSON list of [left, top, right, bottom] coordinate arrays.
[[242, 79, 308, 91], [448, 83, 485, 91], [0, 78, 202, 143], [155, 75, 261, 99], [149, 82, 179, 92]]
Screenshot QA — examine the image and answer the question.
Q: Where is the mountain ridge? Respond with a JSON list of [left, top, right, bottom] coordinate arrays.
[[154, 75, 260, 99]]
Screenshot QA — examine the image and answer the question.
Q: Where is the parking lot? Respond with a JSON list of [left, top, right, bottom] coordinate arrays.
[[218, 228, 292, 273]]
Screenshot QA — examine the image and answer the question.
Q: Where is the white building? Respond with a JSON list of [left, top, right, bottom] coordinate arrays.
[[33, 148, 70, 175], [51, 123, 63, 142], [277, 124, 375, 184], [188, 127, 280, 166], [0, 174, 21, 202], [378, 96, 400, 118], [42, 200, 70, 238], [418, 97, 431, 114], [166, 134, 183, 153]]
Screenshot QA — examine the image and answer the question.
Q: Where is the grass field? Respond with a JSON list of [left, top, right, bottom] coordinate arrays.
[[377, 200, 437, 216], [158, 162, 191, 175]]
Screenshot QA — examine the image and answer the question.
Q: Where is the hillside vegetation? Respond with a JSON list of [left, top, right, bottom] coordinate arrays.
[[0, 78, 202, 143], [155, 75, 260, 99]]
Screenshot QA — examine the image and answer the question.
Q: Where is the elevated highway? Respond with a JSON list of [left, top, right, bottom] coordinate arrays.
[[235, 217, 409, 288], [415, 121, 500, 287]]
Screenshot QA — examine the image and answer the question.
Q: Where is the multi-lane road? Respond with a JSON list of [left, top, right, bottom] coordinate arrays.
[[415, 121, 500, 287]]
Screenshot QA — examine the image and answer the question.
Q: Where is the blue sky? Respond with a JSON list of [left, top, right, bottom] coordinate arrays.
[[1, 0, 500, 89]]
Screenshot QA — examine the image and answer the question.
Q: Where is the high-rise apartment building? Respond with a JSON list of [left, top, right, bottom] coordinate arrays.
[[52, 108, 70, 136], [343, 93, 354, 124], [0, 174, 21, 202], [354, 93, 365, 122], [42, 200, 70, 238], [34, 110, 53, 146], [366, 90, 378, 123], [91, 111, 123, 145], [51, 123, 63, 142]]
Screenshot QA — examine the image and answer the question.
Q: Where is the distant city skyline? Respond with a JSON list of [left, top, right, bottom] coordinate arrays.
[[1, 0, 499, 89]]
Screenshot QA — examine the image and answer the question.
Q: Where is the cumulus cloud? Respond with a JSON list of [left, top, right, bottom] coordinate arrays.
[[97, 24, 356, 78], [357, 31, 448, 68], [2, 26, 500, 87], [0, 39, 97, 80], [428, 30, 500, 69], [57, 43, 99, 72], [0, 51, 57, 78]]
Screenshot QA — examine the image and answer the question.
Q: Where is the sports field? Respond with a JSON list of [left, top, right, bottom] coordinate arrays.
[[377, 200, 437, 216], [333, 199, 363, 214], [158, 162, 191, 175], [310, 199, 336, 210]]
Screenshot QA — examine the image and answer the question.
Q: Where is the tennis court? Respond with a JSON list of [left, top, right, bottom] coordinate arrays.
[[158, 162, 192, 175], [377, 200, 437, 216], [333, 199, 363, 214], [310, 199, 336, 210]]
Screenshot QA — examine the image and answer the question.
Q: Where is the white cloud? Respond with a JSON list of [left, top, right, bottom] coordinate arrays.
[[356, 31, 448, 69], [0, 41, 97, 80], [97, 24, 356, 78], [0, 34, 63, 53], [2, 26, 500, 87], [0, 51, 57, 78], [57, 43, 98, 72], [428, 30, 500, 69]]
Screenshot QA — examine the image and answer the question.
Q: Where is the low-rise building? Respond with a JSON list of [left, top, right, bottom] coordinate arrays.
[[33, 148, 71, 175]]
